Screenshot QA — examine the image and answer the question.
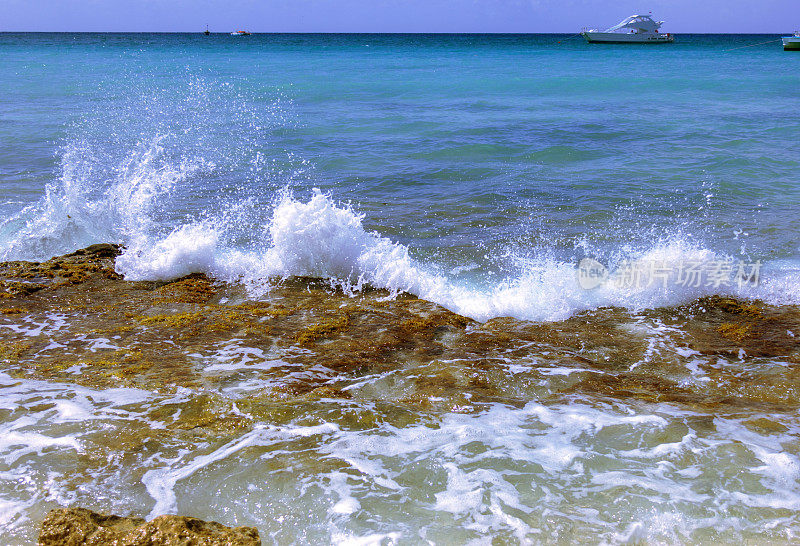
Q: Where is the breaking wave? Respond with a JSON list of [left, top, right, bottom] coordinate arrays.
[[0, 135, 208, 262], [112, 188, 800, 322], [4, 142, 800, 322], [1, 78, 798, 322], [3, 137, 800, 322]]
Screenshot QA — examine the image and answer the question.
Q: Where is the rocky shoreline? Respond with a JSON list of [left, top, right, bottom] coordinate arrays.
[[1, 246, 800, 543], [1, 244, 799, 411]]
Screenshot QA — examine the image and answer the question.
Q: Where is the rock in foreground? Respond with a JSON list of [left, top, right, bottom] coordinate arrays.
[[39, 507, 260, 546]]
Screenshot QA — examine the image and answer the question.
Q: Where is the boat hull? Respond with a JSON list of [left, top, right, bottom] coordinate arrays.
[[581, 32, 674, 44], [783, 37, 800, 51]]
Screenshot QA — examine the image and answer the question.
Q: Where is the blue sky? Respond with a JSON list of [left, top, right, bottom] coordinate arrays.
[[1, 0, 795, 33]]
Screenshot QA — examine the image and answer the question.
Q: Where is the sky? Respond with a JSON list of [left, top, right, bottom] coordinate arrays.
[[0, 0, 795, 33]]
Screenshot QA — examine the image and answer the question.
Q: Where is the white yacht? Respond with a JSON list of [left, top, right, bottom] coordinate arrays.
[[783, 31, 800, 51], [582, 14, 674, 44]]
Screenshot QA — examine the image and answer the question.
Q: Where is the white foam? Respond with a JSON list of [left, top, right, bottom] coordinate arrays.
[[0, 136, 204, 263], [334, 532, 402, 546], [198, 341, 295, 373], [3, 366, 800, 544], [111, 190, 800, 322], [143, 422, 341, 518], [116, 222, 221, 281], [0, 430, 81, 465]]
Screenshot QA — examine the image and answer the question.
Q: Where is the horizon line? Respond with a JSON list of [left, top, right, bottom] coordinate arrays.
[[0, 31, 791, 35]]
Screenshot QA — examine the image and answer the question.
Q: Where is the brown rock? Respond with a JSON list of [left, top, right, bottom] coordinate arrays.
[[39, 507, 260, 545], [66, 243, 122, 259]]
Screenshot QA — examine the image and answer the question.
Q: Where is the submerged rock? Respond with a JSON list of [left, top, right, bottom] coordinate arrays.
[[38, 507, 260, 545]]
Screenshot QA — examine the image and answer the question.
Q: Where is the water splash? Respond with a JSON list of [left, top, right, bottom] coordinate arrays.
[[2, 75, 798, 321], [0, 75, 292, 262], [115, 189, 800, 322]]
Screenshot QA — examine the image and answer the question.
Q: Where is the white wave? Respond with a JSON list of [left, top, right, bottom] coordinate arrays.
[[115, 189, 458, 301], [0, 136, 205, 262], [114, 189, 800, 322], [4, 138, 800, 322], [0, 76, 287, 264], [115, 221, 221, 281]]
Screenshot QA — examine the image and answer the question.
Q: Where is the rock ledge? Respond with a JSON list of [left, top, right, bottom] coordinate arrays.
[[39, 507, 260, 545]]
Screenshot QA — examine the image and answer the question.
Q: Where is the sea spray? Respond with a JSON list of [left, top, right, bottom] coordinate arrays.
[[3, 133, 799, 322], [115, 189, 800, 322], [1, 75, 797, 322], [0, 75, 292, 263], [115, 189, 456, 305], [0, 136, 207, 262]]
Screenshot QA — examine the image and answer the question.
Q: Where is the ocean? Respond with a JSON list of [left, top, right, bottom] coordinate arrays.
[[1, 33, 799, 543]]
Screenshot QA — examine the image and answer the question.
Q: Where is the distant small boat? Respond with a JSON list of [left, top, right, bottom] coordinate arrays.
[[783, 31, 800, 51], [204, 25, 210, 36], [230, 30, 251, 36], [582, 14, 674, 44]]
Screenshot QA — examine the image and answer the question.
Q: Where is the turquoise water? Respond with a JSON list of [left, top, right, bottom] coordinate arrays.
[[1, 33, 800, 317]]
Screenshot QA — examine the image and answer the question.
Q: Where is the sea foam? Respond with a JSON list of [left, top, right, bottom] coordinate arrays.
[[114, 188, 800, 322]]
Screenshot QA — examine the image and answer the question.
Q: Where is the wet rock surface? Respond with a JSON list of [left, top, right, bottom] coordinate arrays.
[[1, 246, 799, 413], [39, 507, 260, 545]]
